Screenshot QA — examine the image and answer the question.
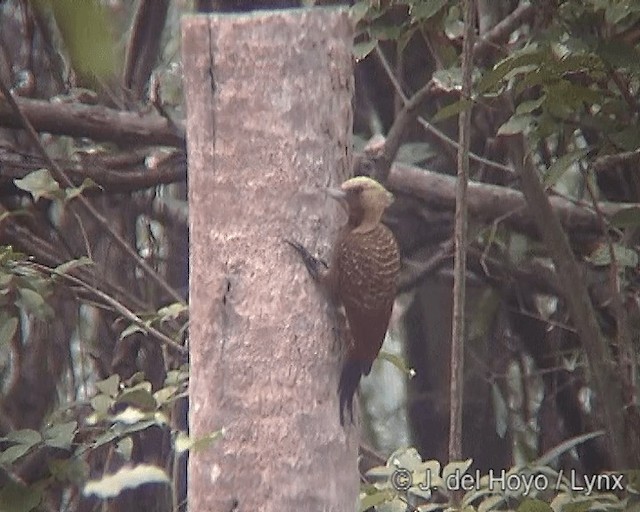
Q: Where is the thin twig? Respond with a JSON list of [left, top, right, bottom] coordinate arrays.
[[472, 3, 535, 59], [27, 261, 186, 354], [582, 166, 636, 407], [449, 0, 475, 468], [374, 45, 513, 175]]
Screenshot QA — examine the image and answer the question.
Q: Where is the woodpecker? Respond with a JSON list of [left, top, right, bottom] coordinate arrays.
[[287, 176, 401, 425]]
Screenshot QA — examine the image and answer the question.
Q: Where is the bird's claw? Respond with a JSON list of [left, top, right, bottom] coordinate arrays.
[[284, 239, 327, 282]]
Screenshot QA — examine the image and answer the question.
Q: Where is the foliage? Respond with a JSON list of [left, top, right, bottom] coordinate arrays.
[[351, 0, 640, 484], [361, 447, 639, 512], [2, 0, 640, 508], [0, 365, 218, 512], [32, 0, 119, 83]]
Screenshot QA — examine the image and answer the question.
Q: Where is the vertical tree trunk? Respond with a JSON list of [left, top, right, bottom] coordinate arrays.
[[182, 9, 357, 511]]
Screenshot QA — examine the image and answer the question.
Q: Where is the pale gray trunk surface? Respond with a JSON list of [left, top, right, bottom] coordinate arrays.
[[182, 9, 358, 511]]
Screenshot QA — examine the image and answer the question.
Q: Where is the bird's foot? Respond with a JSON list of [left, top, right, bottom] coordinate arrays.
[[284, 239, 328, 282]]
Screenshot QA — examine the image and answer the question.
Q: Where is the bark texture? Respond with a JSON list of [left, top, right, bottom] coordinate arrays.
[[182, 9, 357, 511]]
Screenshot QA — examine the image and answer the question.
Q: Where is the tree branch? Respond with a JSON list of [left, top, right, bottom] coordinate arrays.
[[387, 161, 636, 236], [123, 0, 170, 97], [592, 148, 640, 173], [473, 3, 535, 59], [449, 0, 474, 468], [0, 147, 186, 192], [0, 95, 185, 148], [507, 134, 629, 468]]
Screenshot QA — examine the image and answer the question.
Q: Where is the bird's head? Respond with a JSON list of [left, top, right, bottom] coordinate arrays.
[[327, 176, 394, 230]]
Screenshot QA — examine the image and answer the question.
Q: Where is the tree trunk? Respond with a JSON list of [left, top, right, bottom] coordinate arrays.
[[182, 8, 357, 511]]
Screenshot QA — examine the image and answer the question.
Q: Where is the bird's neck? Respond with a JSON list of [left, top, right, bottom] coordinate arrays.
[[349, 208, 384, 233]]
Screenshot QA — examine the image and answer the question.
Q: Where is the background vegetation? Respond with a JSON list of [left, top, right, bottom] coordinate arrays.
[[0, 0, 639, 510]]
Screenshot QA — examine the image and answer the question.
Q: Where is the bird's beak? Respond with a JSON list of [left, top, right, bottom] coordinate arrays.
[[325, 187, 347, 202]]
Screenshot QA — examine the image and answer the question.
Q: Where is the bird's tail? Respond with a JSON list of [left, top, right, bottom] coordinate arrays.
[[338, 359, 370, 426]]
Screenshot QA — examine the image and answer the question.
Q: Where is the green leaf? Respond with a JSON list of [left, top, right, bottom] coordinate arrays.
[[0, 481, 41, 512], [116, 437, 133, 460], [90, 394, 112, 416], [518, 498, 553, 512], [174, 430, 224, 454], [154, 385, 178, 405], [36, 0, 118, 82], [369, 21, 404, 41], [0, 316, 18, 347], [117, 385, 157, 411], [516, 95, 545, 115], [545, 81, 601, 111], [6, 429, 42, 446], [610, 207, 640, 228], [432, 98, 472, 123], [365, 465, 395, 480], [442, 459, 473, 482], [610, 126, 640, 151], [119, 322, 147, 340], [597, 41, 640, 73], [535, 430, 604, 466], [157, 302, 188, 321], [14, 169, 61, 202], [479, 494, 505, 512], [353, 39, 377, 61], [83, 464, 169, 498], [95, 374, 120, 397], [44, 421, 77, 449], [55, 256, 93, 275], [543, 149, 589, 188], [17, 288, 52, 318], [92, 430, 118, 450], [0, 444, 32, 465], [432, 67, 463, 91], [410, 0, 448, 21], [497, 114, 534, 135], [48, 457, 89, 485], [478, 49, 545, 93], [359, 489, 393, 511], [349, 1, 369, 24], [491, 382, 508, 439], [65, 177, 101, 202], [389, 447, 422, 471], [588, 243, 638, 267]]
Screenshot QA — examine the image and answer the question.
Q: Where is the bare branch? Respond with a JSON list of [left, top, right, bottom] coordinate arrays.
[[592, 148, 640, 173], [473, 3, 535, 59], [507, 133, 630, 468], [387, 161, 637, 235], [449, 0, 475, 469], [371, 63, 435, 181], [123, 0, 170, 97], [0, 95, 185, 148], [1, 148, 186, 192]]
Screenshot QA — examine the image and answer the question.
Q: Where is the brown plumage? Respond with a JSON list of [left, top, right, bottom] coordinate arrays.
[[287, 177, 401, 425]]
